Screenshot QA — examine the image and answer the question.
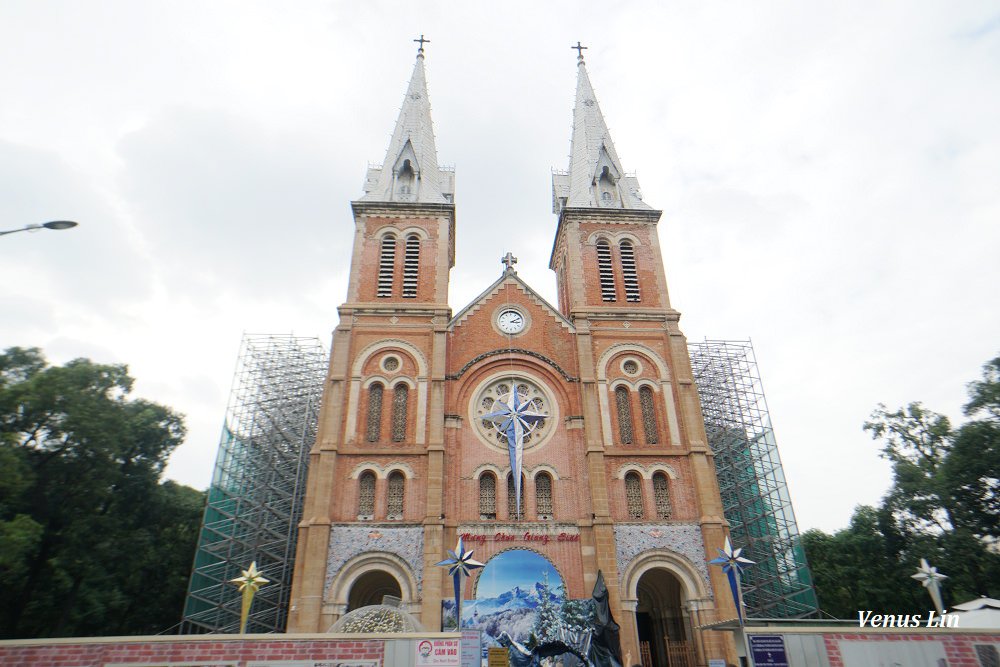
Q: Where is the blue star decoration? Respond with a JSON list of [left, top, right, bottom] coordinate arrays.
[[436, 537, 485, 629], [481, 383, 546, 518], [709, 537, 755, 621]]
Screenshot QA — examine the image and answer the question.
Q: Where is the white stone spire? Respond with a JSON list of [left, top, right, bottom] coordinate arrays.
[[552, 48, 650, 213], [361, 40, 454, 204]]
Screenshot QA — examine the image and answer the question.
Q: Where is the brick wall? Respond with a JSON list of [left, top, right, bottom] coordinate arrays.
[[0, 635, 386, 667], [821, 632, 1000, 666]]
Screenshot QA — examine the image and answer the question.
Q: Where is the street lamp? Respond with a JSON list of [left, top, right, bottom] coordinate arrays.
[[0, 220, 79, 237]]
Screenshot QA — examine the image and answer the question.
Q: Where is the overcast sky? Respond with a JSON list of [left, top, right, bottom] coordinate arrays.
[[1, 1, 997, 534]]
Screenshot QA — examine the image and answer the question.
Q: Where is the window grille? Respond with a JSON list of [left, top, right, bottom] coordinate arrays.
[[358, 471, 376, 518], [615, 386, 634, 445], [387, 471, 404, 519], [383, 356, 399, 372], [536, 473, 553, 518], [623, 360, 639, 375], [625, 473, 644, 519], [639, 386, 659, 444], [377, 235, 397, 298], [479, 473, 497, 520], [976, 645, 1000, 667], [597, 240, 616, 301], [402, 235, 420, 298], [366, 383, 383, 442], [620, 241, 640, 302], [391, 384, 408, 442], [653, 473, 672, 519], [507, 473, 525, 519]]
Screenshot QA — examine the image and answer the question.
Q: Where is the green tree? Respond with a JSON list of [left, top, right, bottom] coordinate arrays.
[[806, 354, 1000, 617], [0, 347, 204, 638], [802, 506, 924, 619]]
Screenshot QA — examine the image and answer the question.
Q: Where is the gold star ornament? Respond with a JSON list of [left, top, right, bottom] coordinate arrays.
[[231, 561, 270, 633]]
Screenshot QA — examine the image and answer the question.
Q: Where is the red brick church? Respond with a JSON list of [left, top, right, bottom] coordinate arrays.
[[287, 42, 738, 665]]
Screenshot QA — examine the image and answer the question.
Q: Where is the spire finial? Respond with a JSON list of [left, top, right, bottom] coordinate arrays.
[[572, 41, 587, 64], [414, 34, 430, 57], [501, 252, 518, 274]]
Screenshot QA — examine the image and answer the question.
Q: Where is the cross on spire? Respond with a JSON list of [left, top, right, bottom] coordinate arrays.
[[414, 35, 430, 54], [572, 41, 588, 61], [501, 252, 518, 273]]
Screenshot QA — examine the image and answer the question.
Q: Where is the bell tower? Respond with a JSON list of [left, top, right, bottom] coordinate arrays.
[[550, 46, 738, 662], [287, 38, 454, 633], [550, 47, 673, 320], [346, 37, 455, 309]]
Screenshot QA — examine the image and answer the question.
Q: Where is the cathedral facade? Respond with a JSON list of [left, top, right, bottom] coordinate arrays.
[[287, 44, 738, 665]]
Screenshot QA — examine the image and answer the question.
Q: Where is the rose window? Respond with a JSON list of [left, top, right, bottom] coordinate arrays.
[[472, 377, 553, 450]]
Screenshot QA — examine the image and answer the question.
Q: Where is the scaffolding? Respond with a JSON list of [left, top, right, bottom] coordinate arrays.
[[688, 339, 819, 619], [181, 334, 328, 633]]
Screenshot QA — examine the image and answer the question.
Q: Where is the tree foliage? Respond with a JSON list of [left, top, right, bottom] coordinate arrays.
[[804, 354, 1000, 617], [0, 347, 205, 638]]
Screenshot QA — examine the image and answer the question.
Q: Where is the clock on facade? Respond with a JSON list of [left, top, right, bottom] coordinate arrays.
[[496, 308, 525, 334]]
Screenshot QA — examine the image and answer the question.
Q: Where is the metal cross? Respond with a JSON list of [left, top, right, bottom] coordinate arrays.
[[572, 41, 588, 58], [414, 35, 430, 52], [501, 252, 517, 273]]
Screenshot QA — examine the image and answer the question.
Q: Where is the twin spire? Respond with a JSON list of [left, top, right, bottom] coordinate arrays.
[[553, 44, 651, 213], [360, 36, 454, 204], [361, 40, 649, 213]]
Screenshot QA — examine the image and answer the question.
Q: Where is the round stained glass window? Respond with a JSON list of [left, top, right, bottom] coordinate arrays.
[[470, 375, 556, 452]]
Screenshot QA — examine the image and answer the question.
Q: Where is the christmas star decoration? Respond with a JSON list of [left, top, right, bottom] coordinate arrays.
[[912, 558, 948, 616], [231, 561, 270, 633], [709, 537, 755, 621], [481, 383, 546, 518], [436, 537, 485, 629]]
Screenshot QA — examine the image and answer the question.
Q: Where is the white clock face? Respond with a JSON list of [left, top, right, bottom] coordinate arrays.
[[497, 309, 525, 334]]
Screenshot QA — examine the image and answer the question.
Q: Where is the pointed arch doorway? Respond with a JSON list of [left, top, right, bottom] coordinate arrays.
[[635, 568, 698, 667]]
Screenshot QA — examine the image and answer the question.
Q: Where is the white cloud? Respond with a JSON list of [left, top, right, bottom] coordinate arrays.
[[0, 1, 996, 535]]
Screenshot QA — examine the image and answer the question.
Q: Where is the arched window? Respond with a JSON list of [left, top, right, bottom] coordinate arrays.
[[653, 472, 672, 519], [625, 472, 644, 519], [507, 473, 525, 519], [620, 240, 640, 302], [535, 473, 553, 519], [358, 471, 376, 519], [387, 471, 405, 520], [596, 239, 616, 302], [615, 386, 634, 445], [377, 234, 397, 298], [639, 385, 658, 445], [479, 472, 497, 520], [391, 383, 408, 442], [366, 383, 383, 442], [402, 235, 420, 298]]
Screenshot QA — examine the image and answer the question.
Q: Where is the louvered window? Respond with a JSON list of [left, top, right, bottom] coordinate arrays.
[[377, 234, 397, 298], [597, 240, 616, 302], [620, 241, 640, 302], [366, 383, 383, 442], [653, 473, 672, 519], [391, 384, 408, 442], [479, 473, 497, 520], [387, 471, 405, 519], [639, 386, 658, 445], [358, 471, 376, 518], [625, 473, 644, 519], [507, 473, 525, 519], [615, 386, 634, 445], [536, 473, 553, 518], [402, 235, 420, 298]]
